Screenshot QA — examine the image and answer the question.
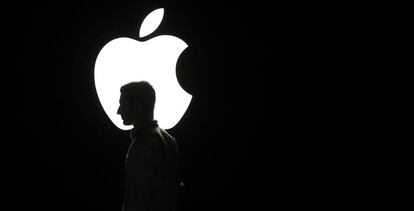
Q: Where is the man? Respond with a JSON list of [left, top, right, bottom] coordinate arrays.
[[117, 81, 180, 211]]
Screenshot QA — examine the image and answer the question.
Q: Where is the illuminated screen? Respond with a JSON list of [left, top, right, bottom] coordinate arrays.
[[94, 8, 191, 130]]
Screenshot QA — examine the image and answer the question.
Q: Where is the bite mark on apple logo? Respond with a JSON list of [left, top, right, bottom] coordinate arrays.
[[94, 8, 191, 130]]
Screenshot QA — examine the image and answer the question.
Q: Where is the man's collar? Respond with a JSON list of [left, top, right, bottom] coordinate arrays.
[[129, 120, 158, 140]]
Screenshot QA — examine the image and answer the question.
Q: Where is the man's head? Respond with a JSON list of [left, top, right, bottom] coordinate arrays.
[[117, 81, 156, 126]]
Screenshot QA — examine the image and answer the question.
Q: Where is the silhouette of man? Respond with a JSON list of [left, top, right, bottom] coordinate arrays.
[[117, 81, 180, 211]]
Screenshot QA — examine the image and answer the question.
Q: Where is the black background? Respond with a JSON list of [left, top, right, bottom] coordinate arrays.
[[6, 0, 320, 210]]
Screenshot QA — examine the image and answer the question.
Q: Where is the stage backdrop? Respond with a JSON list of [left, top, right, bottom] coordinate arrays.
[[8, 1, 319, 210]]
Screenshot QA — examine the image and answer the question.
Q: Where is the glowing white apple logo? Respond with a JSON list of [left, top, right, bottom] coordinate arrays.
[[94, 8, 191, 130]]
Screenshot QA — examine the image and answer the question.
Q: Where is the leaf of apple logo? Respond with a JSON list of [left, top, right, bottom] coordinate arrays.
[[94, 8, 191, 130]]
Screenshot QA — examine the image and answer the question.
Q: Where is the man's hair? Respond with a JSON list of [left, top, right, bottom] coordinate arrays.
[[120, 81, 156, 115]]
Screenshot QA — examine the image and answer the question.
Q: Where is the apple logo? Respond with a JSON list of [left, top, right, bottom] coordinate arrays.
[[94, 8, 191, 130]]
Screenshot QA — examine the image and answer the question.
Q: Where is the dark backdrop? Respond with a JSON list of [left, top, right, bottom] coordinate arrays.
[[6, 0, 320, 210]]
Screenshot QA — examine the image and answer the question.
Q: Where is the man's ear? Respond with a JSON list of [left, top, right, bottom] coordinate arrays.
[[132, 101, 144, 111]]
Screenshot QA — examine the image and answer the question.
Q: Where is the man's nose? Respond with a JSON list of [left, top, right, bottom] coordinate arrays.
[[117, 106, 121, 114]]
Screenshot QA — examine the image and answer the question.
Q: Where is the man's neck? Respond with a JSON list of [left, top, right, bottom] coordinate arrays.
[[133, 118, 154, 130], [130, 119, 157, 140]]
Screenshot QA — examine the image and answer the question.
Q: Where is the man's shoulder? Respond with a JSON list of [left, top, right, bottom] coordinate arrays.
[[141, 127, 165, 146], [145, 127, 173, 139], [144, 127, 177, 148], [159, 128, 175, 141]]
